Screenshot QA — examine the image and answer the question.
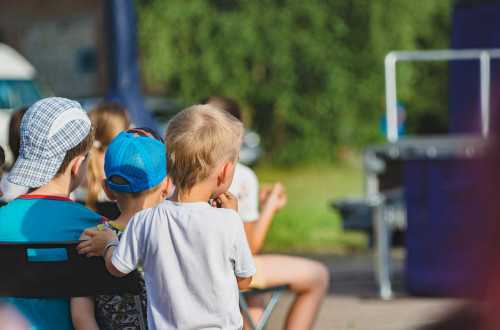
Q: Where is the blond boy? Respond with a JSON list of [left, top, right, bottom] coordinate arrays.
[[78, 105, 256, 329]]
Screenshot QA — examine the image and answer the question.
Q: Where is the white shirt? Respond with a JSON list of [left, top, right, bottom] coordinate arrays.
[[229, 163, 260, 223], [112, 200, 256, 330]]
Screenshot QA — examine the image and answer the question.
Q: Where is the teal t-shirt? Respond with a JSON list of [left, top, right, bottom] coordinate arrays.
[[0, 195, 106, 330]]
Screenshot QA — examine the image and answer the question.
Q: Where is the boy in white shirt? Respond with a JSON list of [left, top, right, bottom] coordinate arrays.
[[78, 104, 256, 329]]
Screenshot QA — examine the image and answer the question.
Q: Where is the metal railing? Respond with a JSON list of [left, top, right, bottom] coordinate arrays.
[[385, 49, 500, 142]]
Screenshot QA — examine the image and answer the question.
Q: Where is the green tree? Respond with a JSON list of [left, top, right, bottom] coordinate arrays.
[[137, 0, 453, 165]]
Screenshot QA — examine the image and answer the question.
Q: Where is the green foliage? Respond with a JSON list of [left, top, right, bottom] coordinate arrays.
[[253, 163, 366, 254], [137, 0, 453, 166]]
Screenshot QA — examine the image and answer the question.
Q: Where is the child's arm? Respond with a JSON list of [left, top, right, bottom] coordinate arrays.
[[245, 182, 287, 254], [79, 226, 97, 241], [76, 228, 127, 277], [212, 191, 238, 212], [103, 244, 127, 277], [77, 227, 118, 257], [237, 275, 253, 290], [71, 296, 99, 330]]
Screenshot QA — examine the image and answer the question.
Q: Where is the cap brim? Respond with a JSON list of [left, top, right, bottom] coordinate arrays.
[[8, 154, 65, 188]]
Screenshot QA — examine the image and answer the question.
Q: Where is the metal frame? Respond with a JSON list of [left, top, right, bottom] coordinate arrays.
[[385, 49, 500, 142], [239, 285, 289, 330], [373, 48, 500, 299]]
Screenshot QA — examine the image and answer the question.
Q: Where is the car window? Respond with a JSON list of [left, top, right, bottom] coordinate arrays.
[[0, 80, 44, 109]]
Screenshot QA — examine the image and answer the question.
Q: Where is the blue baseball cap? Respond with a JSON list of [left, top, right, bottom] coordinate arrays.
[[104, 128, 167, 193]]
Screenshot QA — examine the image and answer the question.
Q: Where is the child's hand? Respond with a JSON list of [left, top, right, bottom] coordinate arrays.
[[211, 191, 238, 212], [260, 182, 287, 212], [76, 228, 119, 257]]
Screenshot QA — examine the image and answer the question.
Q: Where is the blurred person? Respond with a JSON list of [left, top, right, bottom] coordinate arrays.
[[0, 302, 32, 330], [0, 97, 107, 329], [72, 100, 130, 218], [0, 146, 4, 199], [379, 100, 406, 138], [0, 107, 28, 204], [0, 148, 29, 328], [201, 95, 330, 330]]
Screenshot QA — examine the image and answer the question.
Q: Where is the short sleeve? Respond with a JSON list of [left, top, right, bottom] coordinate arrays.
[[111, 214, 144, 275], [231, 216, 256, 278], [229, 163, 260, 223]]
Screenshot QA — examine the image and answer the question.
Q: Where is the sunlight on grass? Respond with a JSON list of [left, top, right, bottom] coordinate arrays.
[[253, 161, 369, 255]]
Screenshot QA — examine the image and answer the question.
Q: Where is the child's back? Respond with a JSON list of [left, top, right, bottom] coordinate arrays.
[[0, 97, 104, 329], [118, 199, 253, 327]]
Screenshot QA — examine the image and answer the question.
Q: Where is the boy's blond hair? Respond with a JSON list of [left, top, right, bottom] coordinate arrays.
[[165, 104, 244, 198]]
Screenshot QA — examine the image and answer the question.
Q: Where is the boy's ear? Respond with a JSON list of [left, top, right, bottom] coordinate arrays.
[[70, 155, 87, 178], [161, 176, 173, 198], [101, 178, 117, 201], [218, 161, 232, 184]]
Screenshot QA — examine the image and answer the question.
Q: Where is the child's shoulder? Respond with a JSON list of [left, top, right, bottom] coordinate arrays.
[[198, 203, 242, 225], [163, 200, 241, 221], [127, 201, 167, 223]]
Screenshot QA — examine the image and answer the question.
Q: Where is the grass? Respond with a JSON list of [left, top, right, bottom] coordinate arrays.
[[253, 159, 369, 255]]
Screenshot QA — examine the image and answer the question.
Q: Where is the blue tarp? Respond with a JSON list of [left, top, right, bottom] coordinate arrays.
[[404, 157, 499, 296], [450, 2, 500, 134], [105, 0, 158, 132], [404, 1, 500, 297]]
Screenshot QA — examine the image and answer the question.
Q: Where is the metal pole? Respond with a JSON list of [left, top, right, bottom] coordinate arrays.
[[385, 54, 398, 143], [384, 49, 500, 142], [480, 51, 490, 138], [370, 194, 393, 300]]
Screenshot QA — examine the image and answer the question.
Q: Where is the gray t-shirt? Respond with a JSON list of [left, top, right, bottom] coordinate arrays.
[[112, 200, 256, 330]]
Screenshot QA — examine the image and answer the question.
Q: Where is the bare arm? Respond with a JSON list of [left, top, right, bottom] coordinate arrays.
[[77, 228, 127, 277], [71, 296, 99, 330], [78, 227, 96, 241], [245, 182, 287, 254], [77, 228, 118, 257], [237, 275, 253, 290], [103, 245, 127, 277]]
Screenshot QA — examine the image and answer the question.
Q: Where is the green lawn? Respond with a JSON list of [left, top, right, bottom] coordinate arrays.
[[253, 161, 368, 255]]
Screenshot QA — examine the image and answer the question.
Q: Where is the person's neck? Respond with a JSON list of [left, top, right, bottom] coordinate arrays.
[[169, 184, 213, 204], [114, 195, 162, 227], [112, 211, 135, 227], [27, 179, 72, 198]]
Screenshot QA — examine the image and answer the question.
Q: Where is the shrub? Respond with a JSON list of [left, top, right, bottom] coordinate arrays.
[[138, 0, 452, 165]]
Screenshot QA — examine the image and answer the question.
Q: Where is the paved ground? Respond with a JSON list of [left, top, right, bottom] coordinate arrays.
[[263, 249, 469, 330]]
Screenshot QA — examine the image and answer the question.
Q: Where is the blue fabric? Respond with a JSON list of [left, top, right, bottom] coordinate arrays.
[[105, 129, 166, 193], [0, 196, 105, 330], [105, 0, 158, 132], [404, 2, 500, 298], [404, 157, 499, 297], [450, 2, 500, 134]]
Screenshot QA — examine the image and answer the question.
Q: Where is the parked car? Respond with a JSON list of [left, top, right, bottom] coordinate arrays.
[[0, 43, 52, 166]]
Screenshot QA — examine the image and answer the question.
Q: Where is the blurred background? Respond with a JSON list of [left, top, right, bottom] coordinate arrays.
[[0, 0, 496, 258]]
